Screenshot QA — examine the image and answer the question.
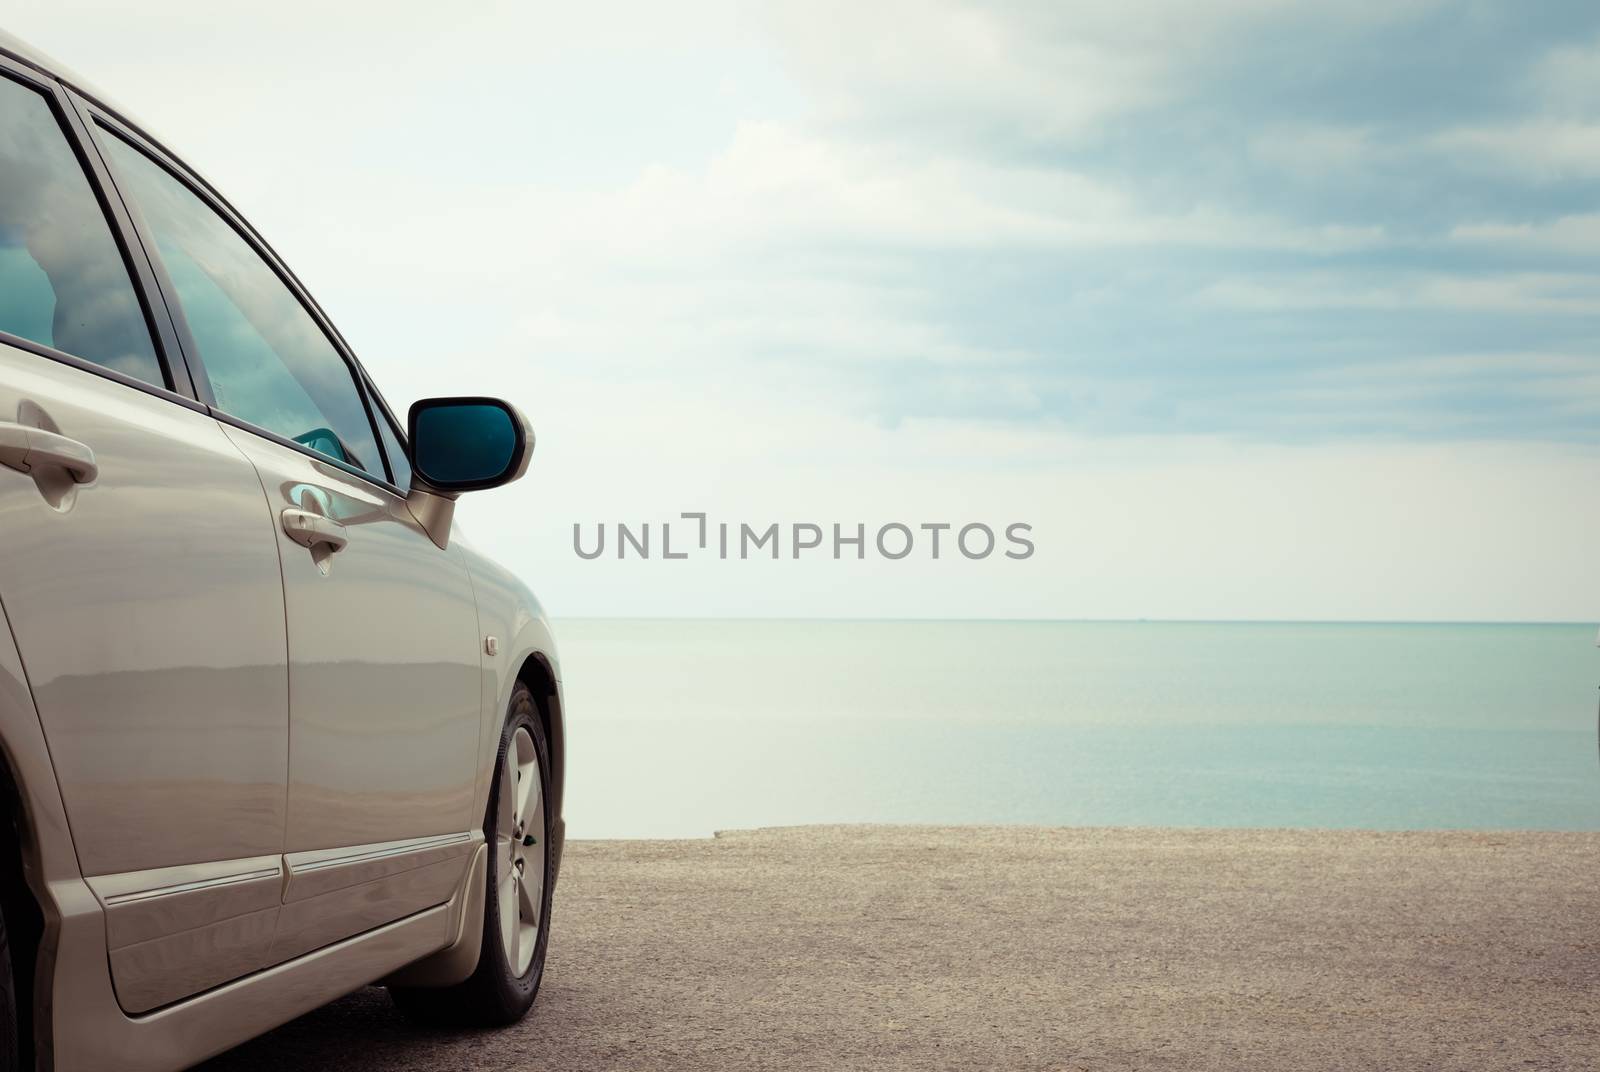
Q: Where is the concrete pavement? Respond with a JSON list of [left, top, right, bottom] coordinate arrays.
[[200, 825, 1600, 1071]]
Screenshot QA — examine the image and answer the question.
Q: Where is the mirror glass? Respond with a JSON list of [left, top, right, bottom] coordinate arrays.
[[411, 400, 518, 488]]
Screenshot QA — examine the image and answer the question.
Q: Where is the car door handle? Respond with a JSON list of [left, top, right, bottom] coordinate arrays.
[[0, 421, 98, 484], [281, 508, 349, 553]]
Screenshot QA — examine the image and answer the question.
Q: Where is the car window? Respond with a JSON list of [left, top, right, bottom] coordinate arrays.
[[99, 131, 383, 478], [0, 75, 161, 385], [374, 403, 412, 491]]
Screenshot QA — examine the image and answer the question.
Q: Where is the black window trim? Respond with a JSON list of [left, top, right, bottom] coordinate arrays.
[[0, 52, 198, 408], [69, 89, 414, 498], [360, 367, 411, 454], [360, 368, 414, 496]]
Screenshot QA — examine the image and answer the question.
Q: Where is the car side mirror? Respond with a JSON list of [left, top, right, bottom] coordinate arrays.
[[404, 396, 534, 548], [409, 397, 533, 491]]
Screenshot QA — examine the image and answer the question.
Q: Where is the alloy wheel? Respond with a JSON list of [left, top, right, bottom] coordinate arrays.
[[495, 725, 544, 975]]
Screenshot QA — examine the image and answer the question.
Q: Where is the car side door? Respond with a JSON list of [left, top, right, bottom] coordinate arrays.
[[0, 58, 289, 1013], [89, 114, 486, 960]]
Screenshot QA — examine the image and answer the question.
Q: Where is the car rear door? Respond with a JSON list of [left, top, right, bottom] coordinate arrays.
[[88, 114, 485, 959], [0, 56, 289, 1013]]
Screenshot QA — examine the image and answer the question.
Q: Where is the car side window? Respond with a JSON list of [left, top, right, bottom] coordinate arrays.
[[98, 131, 383, 478], [0, 75, 161, 385]]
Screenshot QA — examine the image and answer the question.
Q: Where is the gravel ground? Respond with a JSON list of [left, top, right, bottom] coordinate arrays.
[[200, 825, 1600, 1071]]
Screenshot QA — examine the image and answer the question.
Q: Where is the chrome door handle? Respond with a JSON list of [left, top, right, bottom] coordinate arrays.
[[281, 508, 349, 553], [0, 421, 98, 484]]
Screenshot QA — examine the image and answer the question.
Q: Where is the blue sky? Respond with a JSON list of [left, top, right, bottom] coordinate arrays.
[[12, 1, 1600, 619]]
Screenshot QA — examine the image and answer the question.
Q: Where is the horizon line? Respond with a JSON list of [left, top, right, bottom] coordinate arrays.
[[549, 615, 1600, 626]]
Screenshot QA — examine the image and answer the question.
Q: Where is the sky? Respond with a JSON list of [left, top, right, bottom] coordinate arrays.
[[8, 1, 1600, 620]]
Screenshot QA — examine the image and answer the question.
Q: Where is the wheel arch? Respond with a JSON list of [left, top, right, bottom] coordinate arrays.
[[0, 592, 88, 1071], [452, 543, 564, 882], [513, 651, 563, 826], [0, 749, 44, 1069]]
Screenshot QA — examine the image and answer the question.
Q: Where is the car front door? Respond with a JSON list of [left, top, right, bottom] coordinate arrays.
[[93, 120, 485, 960], [0, 60, 289, 1013]]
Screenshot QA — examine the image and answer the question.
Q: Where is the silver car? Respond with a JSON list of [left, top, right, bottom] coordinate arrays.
[[0, 29, 565, 1070]]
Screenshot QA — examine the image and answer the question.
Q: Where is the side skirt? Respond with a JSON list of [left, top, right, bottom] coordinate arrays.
[[44, 853, 476, 1071]]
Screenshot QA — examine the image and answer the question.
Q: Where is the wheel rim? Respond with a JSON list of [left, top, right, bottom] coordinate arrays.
[[496, 726, 544, 976]]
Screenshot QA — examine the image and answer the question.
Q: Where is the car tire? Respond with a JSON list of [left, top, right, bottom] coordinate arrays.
[[0, 894, 17, 1072], [390, 682, 554, 1026]]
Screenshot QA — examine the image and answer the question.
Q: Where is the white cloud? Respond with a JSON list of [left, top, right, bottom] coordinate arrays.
[[1528, 33, 1600, 118], [527, 122, 1388, 258], [1451, 214, 1600, 253], [1196, 272, 1600, 315], [760, 0, 1450, 145], [1433, 121, 1600, 181], [1250, 124, 1378, 176], [760, 1, 1166, 143]]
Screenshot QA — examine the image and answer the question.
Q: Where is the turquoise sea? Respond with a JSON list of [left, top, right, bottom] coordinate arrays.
[[555, 620, 1600, 838]]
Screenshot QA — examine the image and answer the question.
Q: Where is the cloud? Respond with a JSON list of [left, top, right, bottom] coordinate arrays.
[[1433, 121, 1600, 181], [508, 121, 1391, 260], [1195, 272, 1600, 315], [1451, 214, 1600, 252], [1248, 124, 1380, 177], [760, 0, 1455, 147], [1527, 33, 1600, 117]]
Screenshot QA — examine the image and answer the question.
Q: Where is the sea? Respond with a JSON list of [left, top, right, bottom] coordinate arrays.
[[553, 620, 1600, 839]]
